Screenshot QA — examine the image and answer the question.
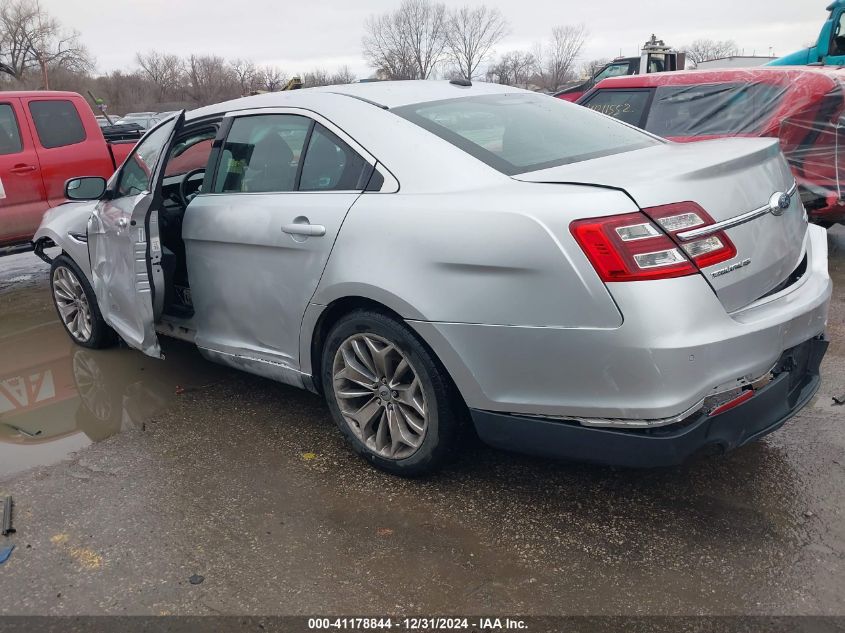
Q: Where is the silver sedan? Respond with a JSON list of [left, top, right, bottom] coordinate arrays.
[[35, 80, 832, 475]]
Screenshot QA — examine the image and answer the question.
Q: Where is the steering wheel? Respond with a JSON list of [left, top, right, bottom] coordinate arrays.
[[178, 168, 206, 207]]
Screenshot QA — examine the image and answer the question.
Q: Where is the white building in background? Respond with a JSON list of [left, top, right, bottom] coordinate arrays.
[[695, 56, 778, 69]]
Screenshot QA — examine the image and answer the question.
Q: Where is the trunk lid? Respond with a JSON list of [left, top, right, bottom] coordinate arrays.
[[515, 138, 807, 312]]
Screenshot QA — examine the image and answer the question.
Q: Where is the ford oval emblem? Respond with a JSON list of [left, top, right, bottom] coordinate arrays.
[[769, 192, 791, 216]]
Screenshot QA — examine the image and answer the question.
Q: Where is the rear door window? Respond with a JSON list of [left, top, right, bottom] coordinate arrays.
[[0, 103, 23, 155], [28, 100, 86, 148], [299, 124, 371, 191], [645, 83, 787, 137], [213, 114, 311, 193], [580, 89, 654, 126]]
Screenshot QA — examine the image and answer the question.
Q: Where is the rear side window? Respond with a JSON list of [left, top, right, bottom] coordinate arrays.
[[299, 124, 371, 191], [581, 90, 653, 126], [28, 100, 86, 148], [214, 114, 311, 193], [645, 83, 787, 137], [394, 93, 659, 175], [0, 104, 22, 155]]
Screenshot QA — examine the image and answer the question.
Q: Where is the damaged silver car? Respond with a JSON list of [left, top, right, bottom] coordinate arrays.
[[34, 81, 832, 475]]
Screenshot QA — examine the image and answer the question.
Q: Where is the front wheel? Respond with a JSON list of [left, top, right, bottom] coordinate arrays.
[[50, 254, 116, 349], [322, 310, 464, 476]]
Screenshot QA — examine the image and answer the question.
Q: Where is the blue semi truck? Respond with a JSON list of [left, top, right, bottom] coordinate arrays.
[[768, 1, 845, 66]]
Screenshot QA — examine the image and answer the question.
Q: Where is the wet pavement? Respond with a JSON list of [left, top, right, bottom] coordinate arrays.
[[0, 231, 843, 616]]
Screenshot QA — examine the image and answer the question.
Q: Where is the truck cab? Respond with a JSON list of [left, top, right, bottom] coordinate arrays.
[[768, 1, 845, 67], [0, 91, 138, 251], [556, 35, 685, 102]]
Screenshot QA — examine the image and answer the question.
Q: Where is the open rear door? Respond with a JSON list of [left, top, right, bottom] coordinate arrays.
[[87, 112, 185, 358]]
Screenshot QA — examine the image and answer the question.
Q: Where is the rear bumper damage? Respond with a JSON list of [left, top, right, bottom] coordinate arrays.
[[410, 225, 831, 421], [471, 335, 829, 468]]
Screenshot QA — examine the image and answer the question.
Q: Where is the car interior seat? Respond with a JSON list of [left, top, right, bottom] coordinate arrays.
[[243, 133, 295, 192]]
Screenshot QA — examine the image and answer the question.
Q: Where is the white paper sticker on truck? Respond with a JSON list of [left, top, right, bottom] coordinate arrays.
[[0, 177, 6, 200]]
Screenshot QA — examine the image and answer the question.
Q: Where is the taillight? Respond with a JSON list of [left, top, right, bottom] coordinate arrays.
[[644, 202, 737, 269], [570, 202, 736, 282]]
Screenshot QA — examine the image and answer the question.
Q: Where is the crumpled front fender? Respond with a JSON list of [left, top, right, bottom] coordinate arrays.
[[33, 201, 97, 279]]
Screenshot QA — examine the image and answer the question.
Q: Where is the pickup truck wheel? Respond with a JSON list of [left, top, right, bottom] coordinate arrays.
[[50, 255, 116, 349], [322, 310, 464, 477]]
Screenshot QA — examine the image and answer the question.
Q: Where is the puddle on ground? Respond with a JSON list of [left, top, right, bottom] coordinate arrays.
[[0, 318, 230, 478]]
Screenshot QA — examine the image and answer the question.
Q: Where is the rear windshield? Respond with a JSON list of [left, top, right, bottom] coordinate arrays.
[[646, 83, 786, 137], [393, 93, 659, 175]]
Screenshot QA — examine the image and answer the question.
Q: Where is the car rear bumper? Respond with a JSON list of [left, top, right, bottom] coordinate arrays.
[[410, 225, 831, 421], [471, 335, 828, 467]]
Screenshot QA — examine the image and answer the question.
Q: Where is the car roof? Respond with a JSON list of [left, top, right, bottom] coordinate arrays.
[[0, 90, 83, 99], [590, 66, 845, 92], [187, 80, 524, 121]]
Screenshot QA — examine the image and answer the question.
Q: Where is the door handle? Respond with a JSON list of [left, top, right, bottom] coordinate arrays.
[[282, 223, 326, 237], [10, 164, 36, 174]]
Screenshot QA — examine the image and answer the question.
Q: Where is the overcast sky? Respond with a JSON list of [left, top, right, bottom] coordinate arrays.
[[40, 0, 825, 77]]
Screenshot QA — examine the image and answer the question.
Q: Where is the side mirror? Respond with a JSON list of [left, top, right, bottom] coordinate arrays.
[[65, 176, 107, 201]]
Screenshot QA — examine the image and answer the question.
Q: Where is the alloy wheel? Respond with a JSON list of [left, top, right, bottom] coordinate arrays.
[[332, 333, 428, 460], [53, 266, 93, 343]]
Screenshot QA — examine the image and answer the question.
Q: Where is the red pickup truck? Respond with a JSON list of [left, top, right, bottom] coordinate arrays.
[[0, 91, 139, 249]]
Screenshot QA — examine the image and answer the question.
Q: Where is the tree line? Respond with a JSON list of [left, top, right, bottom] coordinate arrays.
[[363, 0, 589, 92], [362, 1, 742, 90], [0, 0, 357, 114], [0, 0, 745, 116]]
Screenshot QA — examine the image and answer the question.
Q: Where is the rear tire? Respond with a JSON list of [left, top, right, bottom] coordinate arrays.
[[50, 254, 116, 349], [321, 309, 464, 476]]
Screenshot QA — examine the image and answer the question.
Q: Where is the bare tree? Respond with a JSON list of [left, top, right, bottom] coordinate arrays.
[[303, 67, 332, 87], [94, 70, 160, 114], [363, 0, 447, 80], [0, 0, 35, 79], [303, 65, 356, 87], [26, 20, 91, 89], [135, 50, 184, 100], [485, 49, 536, 86], [230, 58, 258, 95], [363, 12, 414, 79], [400, 0, 447, 79], [534, 24, 587, 91], [185, 54, 238, 104], [0, 0, 91, 87], [445, 5, 508, 80], [682, 39, 739, 66], [581, 57, 610, 80], [255, 65, 286, 92], [330, 64, 356, 84]]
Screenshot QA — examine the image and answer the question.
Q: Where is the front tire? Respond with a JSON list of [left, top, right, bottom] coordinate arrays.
[[50, 254, 116, 349], [322, 310, 464, 476]]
